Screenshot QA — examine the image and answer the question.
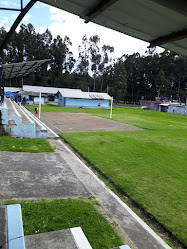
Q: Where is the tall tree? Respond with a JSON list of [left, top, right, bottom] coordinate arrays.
[[89, 35, 101, 91], [98, 44, 114, 92], [156, 70, 168, 97]]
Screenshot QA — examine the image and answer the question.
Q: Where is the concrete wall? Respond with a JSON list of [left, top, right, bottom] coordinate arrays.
[[65, 98, 109, 108], [26, 100, 33, 105], [168, 106, 187, 116], [34, 97, 44, 104]]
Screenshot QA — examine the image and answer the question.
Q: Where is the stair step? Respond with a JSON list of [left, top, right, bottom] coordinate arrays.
[[25, 227, 92, 249]]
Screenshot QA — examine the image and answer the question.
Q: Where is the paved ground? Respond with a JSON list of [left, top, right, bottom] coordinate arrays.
[[0, 151, 90, 200], [0, 139, 171, 249], [40, 112, 141, 133], [25, 230, 78, 249]]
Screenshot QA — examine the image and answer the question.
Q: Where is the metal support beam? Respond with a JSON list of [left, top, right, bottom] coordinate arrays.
[[9, 64, 14, 79], [0, 0, 37, 52], [84, 0, 118, 23], [21, 0, 23, 10], [0, 8, 21, 11], [14, 63, 27, 78], [149, 29, 187, 48], [16, 61, 38, 77]]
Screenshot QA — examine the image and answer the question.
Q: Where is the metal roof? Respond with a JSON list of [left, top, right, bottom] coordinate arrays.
[[58, 89, 112, 100], [4, 87, 22, 92], [22, 86, 112, 100], [23, 85, 60, 94], [41, 0, 187, 56], [2, 59, 50, 79], [23, 85, 82, 94]]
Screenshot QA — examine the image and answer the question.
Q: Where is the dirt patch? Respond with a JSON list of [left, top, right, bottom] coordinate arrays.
[[40, 112, 141, 133]]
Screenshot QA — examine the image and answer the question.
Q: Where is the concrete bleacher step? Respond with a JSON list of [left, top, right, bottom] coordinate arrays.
[[12, 101, 34, 125], [111, 246, 131, 249], [2, 97, 58, 138], [0, 204, 131, 249], [25, 227, 92, 249], [0, 206, 8, 249], [0, 204, 25, 249], [21, 105, 59, 139]]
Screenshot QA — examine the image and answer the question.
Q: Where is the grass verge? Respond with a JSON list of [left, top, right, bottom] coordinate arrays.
[[0, 136, 54, 153], [58, 108, 187, 247], [1, 198, 123, 249]]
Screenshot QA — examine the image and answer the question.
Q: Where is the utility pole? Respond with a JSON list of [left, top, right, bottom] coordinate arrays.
[[0, 65, 4, 105]]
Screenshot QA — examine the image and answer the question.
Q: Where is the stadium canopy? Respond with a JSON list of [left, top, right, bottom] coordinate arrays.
[[41, 0, 187, 56], [2, 59, 50, 79], [0, 0, 186, 56]]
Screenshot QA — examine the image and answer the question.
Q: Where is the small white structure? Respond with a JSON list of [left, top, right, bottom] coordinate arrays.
[[23, 85, 59, 103], [159, 102, 187, 116], [168, 105, 187, 116]]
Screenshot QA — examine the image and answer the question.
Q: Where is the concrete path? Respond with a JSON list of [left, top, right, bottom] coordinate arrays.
[[0, 151, 90, 200], [0, 139, 171, 249]]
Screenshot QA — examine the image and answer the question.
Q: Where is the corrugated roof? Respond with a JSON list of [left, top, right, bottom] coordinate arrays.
[[23, 85, 82, 95], [58, 89, 112, 100], [41, 0, 187, 56], [23, 85, 60, 94], [2, 59, 50, 79]]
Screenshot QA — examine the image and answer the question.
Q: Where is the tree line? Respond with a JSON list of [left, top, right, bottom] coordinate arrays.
[[0, 23, 187, 102]]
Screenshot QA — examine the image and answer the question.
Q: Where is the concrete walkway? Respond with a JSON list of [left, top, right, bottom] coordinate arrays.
[[0, 139, 171, 249]]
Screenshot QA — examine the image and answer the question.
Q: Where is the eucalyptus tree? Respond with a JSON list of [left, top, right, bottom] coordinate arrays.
[[156, 70, 168, 97], [89, 35, 101, 91], [98, 44, 114, 92], [50, 35, 75, 87]]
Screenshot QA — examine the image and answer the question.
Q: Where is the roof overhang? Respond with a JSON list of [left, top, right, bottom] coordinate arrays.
[[40, 0, 187, 56], [2, 59, 50, 79], [0, 0, 186, 56]]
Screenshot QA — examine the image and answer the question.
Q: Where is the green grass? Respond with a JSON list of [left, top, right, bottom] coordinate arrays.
[[26, 104, 187, 131], [25, 104, 187, 245], [0, 136, 54, 153], [56, 107, 187, 246], [1, 198, 123, 249]]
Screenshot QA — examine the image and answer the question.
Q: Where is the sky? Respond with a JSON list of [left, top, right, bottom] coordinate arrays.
[[0, 0, 164, 60]]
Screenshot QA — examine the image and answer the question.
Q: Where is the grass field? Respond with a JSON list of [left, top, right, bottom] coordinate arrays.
[[25, 105, 187, 246], [1, 198, 123, 249], [0, 136, 54, 153], [52, 107, 186, 247]]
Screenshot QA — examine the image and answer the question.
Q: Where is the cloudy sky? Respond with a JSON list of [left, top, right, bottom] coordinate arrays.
[[0, 0, 164, 60]]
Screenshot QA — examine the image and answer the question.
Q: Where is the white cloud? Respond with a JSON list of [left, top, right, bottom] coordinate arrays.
[[2, 1, 19, 7], [1, 16, 9, 24], [47, 7, 160, 60], [35, 26, 47, 33], [0, 23, 9, 31], [22, 14, 32, 22], [35, 2, 48, 9]]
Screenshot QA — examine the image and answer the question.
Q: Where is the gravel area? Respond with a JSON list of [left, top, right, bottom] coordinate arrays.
[[40, 112, 141, 133]]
